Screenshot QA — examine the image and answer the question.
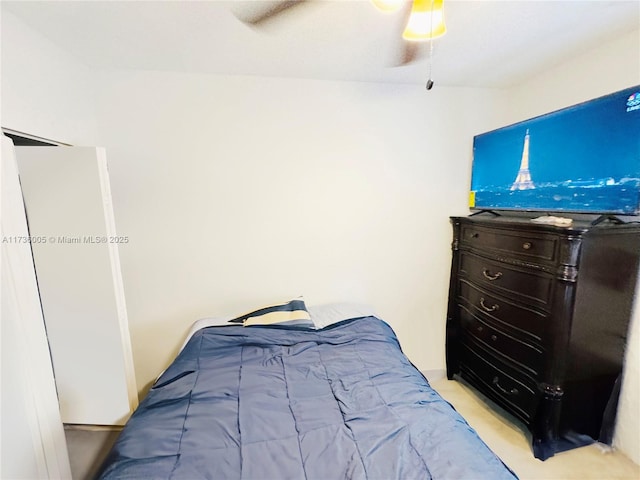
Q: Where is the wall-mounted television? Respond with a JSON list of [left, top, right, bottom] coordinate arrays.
[[470, 86, 640, 216]]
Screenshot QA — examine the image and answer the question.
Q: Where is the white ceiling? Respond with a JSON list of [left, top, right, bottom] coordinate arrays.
[[3, 0, 639, 88]]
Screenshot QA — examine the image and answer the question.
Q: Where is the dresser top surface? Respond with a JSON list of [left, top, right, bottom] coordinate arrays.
[[451, 214, 640, 235]]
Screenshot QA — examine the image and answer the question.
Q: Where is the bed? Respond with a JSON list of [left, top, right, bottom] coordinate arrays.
[[98, 301, 518, 479]]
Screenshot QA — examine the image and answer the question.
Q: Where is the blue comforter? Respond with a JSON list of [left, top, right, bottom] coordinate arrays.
[[99, 317, 517, 479]]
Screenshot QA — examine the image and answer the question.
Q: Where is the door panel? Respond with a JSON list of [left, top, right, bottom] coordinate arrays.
[[16, 146, 137, 425]]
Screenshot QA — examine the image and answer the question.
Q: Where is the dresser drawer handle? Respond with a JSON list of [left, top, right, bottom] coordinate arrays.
[[479, 298, 499, 312], [482, 269, 503, 281], [493, 376, 519, 396], [522, 242, 532, 250]]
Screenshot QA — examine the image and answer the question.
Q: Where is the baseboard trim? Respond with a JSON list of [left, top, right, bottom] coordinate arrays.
[[64, 423, 123, 432]]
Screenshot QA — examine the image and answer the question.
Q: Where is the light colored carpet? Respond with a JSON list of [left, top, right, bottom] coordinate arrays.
[[430, 377, 640, 479], [65, 426, 120, 480]]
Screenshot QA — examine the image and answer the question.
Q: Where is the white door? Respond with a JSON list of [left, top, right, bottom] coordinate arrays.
[[1, 135, 72, 479], [15, 146, 138, 425]]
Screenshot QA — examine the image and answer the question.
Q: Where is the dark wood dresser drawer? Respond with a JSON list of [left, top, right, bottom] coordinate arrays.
[[459, 305, 544, 379], [448, 215, 640, 460], [458, 280, 548, 344], [459, 252, 554, 308], [459, 341, 540, 424], [460, 224, 557, 262]]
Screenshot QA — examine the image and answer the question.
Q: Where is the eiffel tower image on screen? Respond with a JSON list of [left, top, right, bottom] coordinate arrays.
[[511, 129, 535, 190]]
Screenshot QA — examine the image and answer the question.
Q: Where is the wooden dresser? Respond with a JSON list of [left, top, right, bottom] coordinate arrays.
[[445, 214, 640, 460]]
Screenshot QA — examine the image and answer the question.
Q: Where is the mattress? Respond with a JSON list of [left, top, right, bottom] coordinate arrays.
[[98, 316, 518, 479]]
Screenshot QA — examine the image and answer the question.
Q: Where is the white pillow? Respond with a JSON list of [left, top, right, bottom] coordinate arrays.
[[307, 302, 378, 329]]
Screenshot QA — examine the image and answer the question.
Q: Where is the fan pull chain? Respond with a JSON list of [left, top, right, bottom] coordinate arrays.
[[426, 0, 436, 90], [426, 38, 434, 90]]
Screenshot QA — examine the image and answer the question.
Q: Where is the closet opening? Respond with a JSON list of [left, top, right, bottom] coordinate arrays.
[[2, 128, 67, 146]]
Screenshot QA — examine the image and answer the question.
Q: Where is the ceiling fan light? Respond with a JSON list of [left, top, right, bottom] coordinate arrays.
[[371, 0, 404, 12], [403, 0, 446, 41]]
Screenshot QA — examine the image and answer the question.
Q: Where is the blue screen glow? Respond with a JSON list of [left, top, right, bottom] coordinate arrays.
[[470, 86, 640, 214]]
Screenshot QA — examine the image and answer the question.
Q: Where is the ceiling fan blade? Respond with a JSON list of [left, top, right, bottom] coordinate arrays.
[[393, 1, 423, 66], [242, 0, 309, 26], [398, 42, 420, 65]]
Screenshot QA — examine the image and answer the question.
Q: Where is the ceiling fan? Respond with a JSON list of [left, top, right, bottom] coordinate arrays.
[[234, 0, 447, 70]]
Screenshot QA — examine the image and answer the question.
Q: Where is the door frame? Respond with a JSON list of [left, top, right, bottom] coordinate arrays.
[[1, 134, 72, 478]]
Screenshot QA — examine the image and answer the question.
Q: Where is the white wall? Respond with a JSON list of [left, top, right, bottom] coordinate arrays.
[[505, 28, 640, 464], [1, 11, 97, 145], [505, 30, 640, 122], [94, 71, 508, 391]]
